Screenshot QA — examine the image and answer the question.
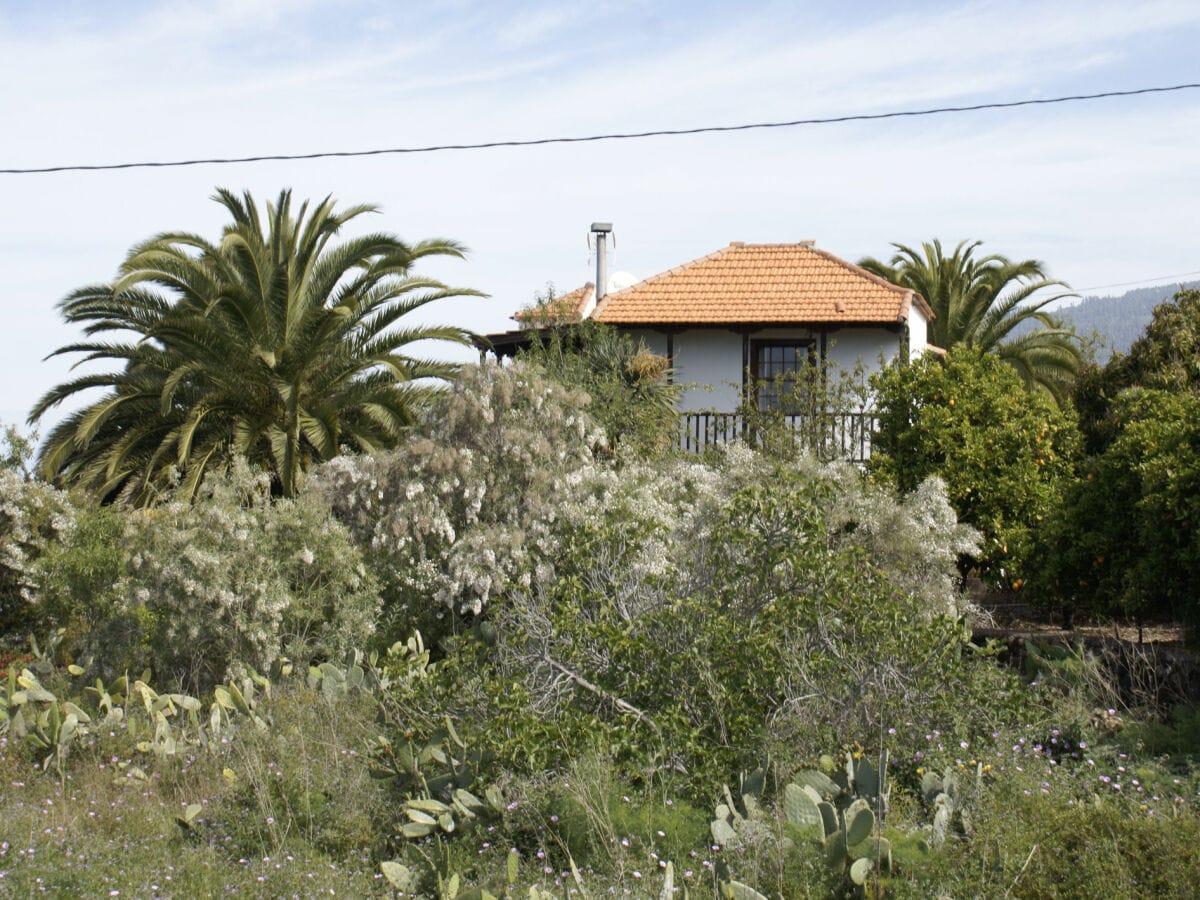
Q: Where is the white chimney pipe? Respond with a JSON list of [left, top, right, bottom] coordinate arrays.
[[591, 222, 612, 299]]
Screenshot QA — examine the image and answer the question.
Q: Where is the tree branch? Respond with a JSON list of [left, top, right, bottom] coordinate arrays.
[[540, 652, 659, 733]]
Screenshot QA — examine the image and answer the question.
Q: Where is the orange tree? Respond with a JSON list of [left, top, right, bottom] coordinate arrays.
[[869, 349, 1080, 588], [1033, 388, 1200, 631]]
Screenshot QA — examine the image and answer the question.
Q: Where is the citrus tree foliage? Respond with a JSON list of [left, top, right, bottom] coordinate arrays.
[[1034, 389, 1200, 628], [0, 468, 76, 639], [518, 318, 680, 459], [114, 462, 379, 691], [313, 362, 607, 639], [870, 349, 1080, 586], [1074, 289, 1200, 455], [30, 189, 479, 503], [1122, 288, 1200, 392]]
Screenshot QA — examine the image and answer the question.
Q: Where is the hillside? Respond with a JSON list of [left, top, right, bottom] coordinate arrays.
[[1052, 280, 1200, 363]]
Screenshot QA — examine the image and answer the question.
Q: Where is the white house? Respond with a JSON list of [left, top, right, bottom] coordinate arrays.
[[484, 234, 933, 457]]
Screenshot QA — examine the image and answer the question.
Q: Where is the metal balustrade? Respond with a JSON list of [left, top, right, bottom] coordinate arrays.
[[678, 410, 877, 462]]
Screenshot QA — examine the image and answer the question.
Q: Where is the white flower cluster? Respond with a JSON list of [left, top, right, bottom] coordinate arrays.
[[821, 463, 982, 617], [0, 469, 76, 626], [118, 460, 379, 690], [314, 362, 607, 621]]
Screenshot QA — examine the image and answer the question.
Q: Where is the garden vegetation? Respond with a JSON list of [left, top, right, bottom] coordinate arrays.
[[2, 210, 1199, 897]]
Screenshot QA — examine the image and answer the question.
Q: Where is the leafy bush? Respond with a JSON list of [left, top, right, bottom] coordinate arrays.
[[488, 449, 1004, 790], [313, 361, 606, 642], [1034, 388, 1200, 628], [32, 503, 126, 647], [518, 316, 680, 459], [0, 469, 76, 641], [870, 348, 1080, 587], [116, 462, 379, 691]]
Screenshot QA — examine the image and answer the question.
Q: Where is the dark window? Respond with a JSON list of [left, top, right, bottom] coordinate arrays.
[[751, 340, 814, 411]]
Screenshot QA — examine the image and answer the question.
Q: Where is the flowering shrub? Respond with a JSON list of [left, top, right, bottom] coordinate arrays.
[[313, 362, 606, 638], [0, 469, 76, 640], [822, 467, 981, 618], [118, 462, 378, 691]]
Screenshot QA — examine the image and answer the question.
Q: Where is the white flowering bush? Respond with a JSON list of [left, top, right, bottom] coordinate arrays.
[[313, 362, 607, 638], [0, 468, 76, 639], [818, 465, 982, 618], [118, 461, 378, 691], [543, 442, 978, 620]]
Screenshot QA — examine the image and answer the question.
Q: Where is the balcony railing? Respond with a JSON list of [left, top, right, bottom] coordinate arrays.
[[678, 410, 877, 462]]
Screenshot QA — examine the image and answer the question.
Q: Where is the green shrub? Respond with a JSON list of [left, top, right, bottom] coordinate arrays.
[[489, 452, 1008, 792], [33, 503, 125, 647], [518, 316, 680, 460], [1034, 388, 1200, 628], [870, 348, 1080, 587]]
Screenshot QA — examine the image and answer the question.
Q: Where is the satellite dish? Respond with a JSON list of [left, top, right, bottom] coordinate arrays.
[[606, 271, 638, 295]]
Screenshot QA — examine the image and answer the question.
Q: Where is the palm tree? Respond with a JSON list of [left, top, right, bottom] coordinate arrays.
[[859, 239, 1083, 403], [30, 189, 481, 503]]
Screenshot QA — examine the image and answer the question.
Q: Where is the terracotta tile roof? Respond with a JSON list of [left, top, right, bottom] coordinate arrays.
[[592, 242, 931, 325], [513, 283, 594, 327]]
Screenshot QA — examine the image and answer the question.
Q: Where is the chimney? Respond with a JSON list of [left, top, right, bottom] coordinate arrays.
[[591, 222, 612, 299]]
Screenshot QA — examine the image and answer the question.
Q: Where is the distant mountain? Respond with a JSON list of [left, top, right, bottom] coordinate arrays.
[[1049, 280, 1200, 364]]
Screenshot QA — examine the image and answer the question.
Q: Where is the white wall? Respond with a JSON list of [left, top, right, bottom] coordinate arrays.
[[908, 306, 929, 356], [673, 329, 744, 411], [626, 328, 667, 357], [625, 324, 910, 413], [627, 327, 744, 410], [825, 327, 901, 377]]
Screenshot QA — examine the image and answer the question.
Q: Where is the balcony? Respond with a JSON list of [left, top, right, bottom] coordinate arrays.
[[678, 410, 877, 462]]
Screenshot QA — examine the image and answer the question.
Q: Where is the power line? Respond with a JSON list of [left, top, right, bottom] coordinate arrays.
[[4, 82, 1199, 176], [1076, 269, 1200, 294]]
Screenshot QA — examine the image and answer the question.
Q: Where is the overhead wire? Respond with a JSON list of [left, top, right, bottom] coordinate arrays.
[[2, 82, 1198, 175], [1075, 269, 1200, 294]]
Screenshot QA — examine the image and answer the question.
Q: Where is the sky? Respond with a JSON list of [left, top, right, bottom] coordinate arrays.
[[2, 0, 1199, 432]]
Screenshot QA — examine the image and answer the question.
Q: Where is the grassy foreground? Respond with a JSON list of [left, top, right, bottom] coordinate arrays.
[[3, 668, 1200, 898]]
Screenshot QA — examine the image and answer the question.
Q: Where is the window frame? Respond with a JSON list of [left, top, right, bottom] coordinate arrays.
[[748, 338, 817, 412]]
